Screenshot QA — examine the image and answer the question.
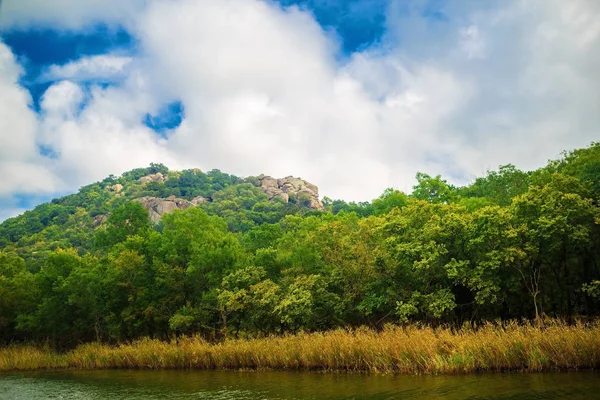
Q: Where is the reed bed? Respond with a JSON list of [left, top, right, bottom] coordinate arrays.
[[2, 320, 600, 374]]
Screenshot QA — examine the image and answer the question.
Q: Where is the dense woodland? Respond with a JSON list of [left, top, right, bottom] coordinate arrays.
[[1, 143, 599, 348]]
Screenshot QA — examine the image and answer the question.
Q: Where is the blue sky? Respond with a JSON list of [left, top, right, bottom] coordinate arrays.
[[4, 26, 135, 109], [0, 0, 599, 221]]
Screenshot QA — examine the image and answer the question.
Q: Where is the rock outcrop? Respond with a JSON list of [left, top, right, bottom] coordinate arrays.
[[139, 172, 167, 185], [93, 214, 108, 228], [190, 196, 210, 205], [134, 196, 194, 223], [107, 184, 124, 193], [257, 175, 324, 210]]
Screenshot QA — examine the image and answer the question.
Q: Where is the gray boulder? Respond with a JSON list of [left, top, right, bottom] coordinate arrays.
[[257, 175, 324, 210], [134, 196, 194, 223], [139, 172, 167, 185]]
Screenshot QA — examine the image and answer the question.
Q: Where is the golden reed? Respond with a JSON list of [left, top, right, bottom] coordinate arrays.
[[2, 320, 599, 374]]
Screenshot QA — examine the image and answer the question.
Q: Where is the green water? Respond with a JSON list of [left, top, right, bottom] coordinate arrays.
[[0, 370, 598, 399]]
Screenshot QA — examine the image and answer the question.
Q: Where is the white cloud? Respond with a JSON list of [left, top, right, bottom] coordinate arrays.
[[40, 55, 133, 82], [0, 42, 36, 161], [136, 0, 390, 199], [1, 0, 600, 218], [40, 80, 85, 119], [460, 25, 485, 59], [0, 41, 60, 197], [37, 75, 179, 189], [374, 0, 600, 181]]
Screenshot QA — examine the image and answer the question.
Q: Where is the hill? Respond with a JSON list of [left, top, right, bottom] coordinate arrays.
[[0, 165, 327, 264], [0, 143, 599, 347]]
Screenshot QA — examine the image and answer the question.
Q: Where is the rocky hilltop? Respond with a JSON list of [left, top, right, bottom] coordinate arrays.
[[126, 172, 324, 222], [257, 175, 324, 211], [0, 164, 336, 255]]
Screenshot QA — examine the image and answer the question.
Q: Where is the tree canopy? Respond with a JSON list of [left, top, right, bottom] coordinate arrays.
[[1, 143, 600, 347]]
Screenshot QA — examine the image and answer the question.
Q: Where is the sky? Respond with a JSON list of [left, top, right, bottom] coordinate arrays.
[[0, 0, 599, 221]]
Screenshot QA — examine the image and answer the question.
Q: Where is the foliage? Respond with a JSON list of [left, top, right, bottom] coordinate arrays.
[[0, 143, 600, 347]]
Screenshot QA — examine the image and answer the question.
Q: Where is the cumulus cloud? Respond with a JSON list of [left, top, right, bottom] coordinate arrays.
[[1, 0, 600, 219], [37, 77, 179, 189], [40, 55, 133, 82], [136, 0, 392, 199], [354, 0, 600, 182], [453, 0, 600, 172], [0, 41, 60, 196]]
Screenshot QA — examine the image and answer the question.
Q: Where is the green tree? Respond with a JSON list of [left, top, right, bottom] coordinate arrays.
[[19, 249, 90, 346], [372, 188, 408, 215], [549, 142, 600, 197], [217, 266, 271, 335], [95, 202, 150, 249], [411, 173, 454, 204], [510, 175, 599, 319], [276, 274, 339, 332], [0, 252, 37, 343], [158, 208, 245, 336], [460, 164, 530, 206]]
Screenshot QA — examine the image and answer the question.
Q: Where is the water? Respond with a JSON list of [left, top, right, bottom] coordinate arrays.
[[0, 370, 598, 399]]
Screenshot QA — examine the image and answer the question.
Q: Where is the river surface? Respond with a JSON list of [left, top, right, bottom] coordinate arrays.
[[0, 370, 598, 399]]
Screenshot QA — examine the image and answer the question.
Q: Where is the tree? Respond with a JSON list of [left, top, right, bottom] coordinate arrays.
[[62, 255, 107, 342], [372, 188, 408, 215], [510, 175, 598, 320], [242, 223, 283, 253], [158, 208, 245, 336], [217, 266, 272, 335], [19, 249, 89, 347], [460, 164, 530, 206], [411, 173, 454, 204], [95, 202, 150, 249], [549, 142, 600, 197], [275, 274, 339, 332], [0, 252, 36, 343], [149, 162, 169, 175]]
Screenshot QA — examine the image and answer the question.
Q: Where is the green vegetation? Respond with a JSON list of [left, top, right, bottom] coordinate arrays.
[[1, 321, 599, 373], [0, 143, 600, 354]]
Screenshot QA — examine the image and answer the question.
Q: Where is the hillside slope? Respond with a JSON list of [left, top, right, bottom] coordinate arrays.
[[0, 165, 326, 262]]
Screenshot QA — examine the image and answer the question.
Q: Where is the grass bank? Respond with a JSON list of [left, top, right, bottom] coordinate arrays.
[[2, 321, 600, 374]]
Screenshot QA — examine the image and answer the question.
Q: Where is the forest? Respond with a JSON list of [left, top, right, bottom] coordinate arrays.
[[1, 143, 599, 349]]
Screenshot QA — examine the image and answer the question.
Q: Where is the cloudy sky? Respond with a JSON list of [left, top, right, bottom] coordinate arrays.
[[0, 0, 599, 221]]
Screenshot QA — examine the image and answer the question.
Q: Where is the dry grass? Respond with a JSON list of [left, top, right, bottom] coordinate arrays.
[[2, 320, 599, 374]]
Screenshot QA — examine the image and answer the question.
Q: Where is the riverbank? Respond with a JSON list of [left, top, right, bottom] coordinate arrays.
[[1, 321, 599, 374]]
